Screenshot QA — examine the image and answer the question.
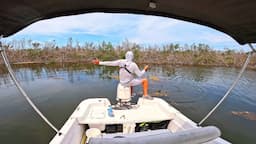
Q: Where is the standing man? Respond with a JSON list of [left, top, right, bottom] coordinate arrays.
[[92, 51, 152, 99]]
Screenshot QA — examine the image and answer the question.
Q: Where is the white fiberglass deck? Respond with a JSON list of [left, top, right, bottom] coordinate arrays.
[[50, 97, 230, 144], [78, 98, 174, 124]]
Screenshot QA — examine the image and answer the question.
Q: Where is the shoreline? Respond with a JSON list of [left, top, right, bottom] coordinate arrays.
[[1, 61, 255, 70]]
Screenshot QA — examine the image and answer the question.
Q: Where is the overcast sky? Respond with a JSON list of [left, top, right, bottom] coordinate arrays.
[[5, 13, 250, 50]]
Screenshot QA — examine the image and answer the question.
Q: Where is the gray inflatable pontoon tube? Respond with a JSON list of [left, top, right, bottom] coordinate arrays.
[[89, 126, 221, 144]]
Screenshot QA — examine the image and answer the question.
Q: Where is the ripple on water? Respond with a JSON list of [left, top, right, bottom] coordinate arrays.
[[0, 65, 255, 144]]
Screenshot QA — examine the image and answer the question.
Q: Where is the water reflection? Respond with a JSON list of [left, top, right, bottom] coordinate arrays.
[[0, 63, 97, 86], [0, 64, 256, 144], [0, 63, 175, 86]]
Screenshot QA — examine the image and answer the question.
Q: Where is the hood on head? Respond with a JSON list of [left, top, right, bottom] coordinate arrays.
[[125, 51, 134, 62]]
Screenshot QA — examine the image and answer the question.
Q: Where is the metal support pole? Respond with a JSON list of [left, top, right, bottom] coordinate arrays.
[[0, 37, 61, 135], [198, 43, 254, 126], [248, 43, 256, 52]]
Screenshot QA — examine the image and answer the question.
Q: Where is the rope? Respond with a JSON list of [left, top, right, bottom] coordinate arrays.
[[0, 45, 61, 135], [198, 47, 254, 126]]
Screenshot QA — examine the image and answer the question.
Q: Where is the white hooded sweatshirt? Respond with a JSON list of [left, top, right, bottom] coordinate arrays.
[[99, 51, 145, 86]]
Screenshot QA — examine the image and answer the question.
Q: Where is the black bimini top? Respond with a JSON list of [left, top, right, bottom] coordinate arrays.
[[0, 0, 256, 44]]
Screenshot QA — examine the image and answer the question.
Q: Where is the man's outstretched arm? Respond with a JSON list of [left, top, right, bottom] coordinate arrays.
[[92, 58, 121, 66]]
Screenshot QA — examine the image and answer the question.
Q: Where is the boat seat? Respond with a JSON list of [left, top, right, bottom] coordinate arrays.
[[116, 83, 131, 103]]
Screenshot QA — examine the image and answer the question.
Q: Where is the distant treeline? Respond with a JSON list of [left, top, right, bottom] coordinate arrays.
[[0, 38, 255, 69]]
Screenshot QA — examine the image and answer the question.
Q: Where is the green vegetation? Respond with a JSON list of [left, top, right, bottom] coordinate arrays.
[[0, 38, 255, 69]]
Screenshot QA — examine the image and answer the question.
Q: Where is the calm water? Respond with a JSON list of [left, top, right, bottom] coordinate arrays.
[[0, 63, 255, 144]]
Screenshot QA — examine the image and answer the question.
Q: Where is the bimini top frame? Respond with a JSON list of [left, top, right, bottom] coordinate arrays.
[[1, 0, 256, 136], [0, 0, 256, 45]]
